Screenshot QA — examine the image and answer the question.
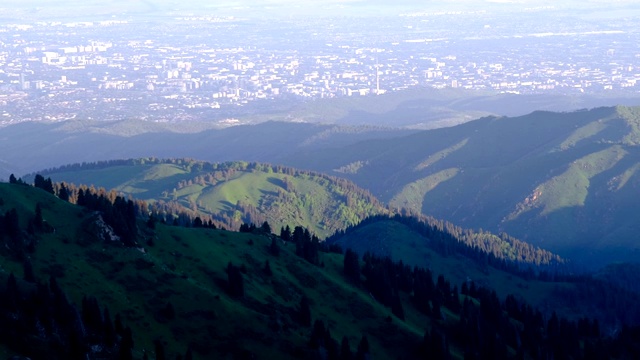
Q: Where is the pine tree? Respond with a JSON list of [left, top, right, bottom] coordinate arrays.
[[34, 203, 44, 230], [161, 302, 176, 320], [280, 225, 291, 242], [310, 319, 326, 349], [6, 273, 19, 312], [343, 249, 360, 283], [104, 307, 116, 347], [4, 208, 20, 241], [340, 336, 352, 360], [226, 262, 245, 297], [391, 293, 405, 320], [264, 259, 273, 276], [299, 296, 312, 327], [270, 237, 280, 256], [58, 182, 70, 202], [43, 177, 55, 194], [119, 327, 134, 360], [261, 221, 271, 234], [23, 258, 36, 283], [430, 330, 450, 360], [154, 339, 166, 360], [34, 174, 44, 189], [355, 336, 370, 360], [115, 313, 124, 336], [147, 214, 157, 229], [184, 348, 193, 360]]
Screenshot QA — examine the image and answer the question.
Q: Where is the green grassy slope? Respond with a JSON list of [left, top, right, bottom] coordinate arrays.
[[36, 159, 388, 238], [0, 182, 426, 359], [284, 106, 640, 267]]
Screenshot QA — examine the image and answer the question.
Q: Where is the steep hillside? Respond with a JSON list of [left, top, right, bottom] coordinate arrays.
[[34, 159, 388, 238], [326, 215, 566, 308], [0, 182, 419, 359], [324, 214, 640, 327], [2, 182, 640, 359], [284, 106, 640, 267]]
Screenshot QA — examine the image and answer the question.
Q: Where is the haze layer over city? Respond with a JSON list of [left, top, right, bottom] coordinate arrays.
[[1, 0, 640, 126]]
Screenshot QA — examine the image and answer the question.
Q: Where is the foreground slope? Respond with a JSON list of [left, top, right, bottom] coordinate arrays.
[[0, 182, 420, 359], [3, 182, 640, 359], [34, 159, 387, 238], [285, 106, 640, 267]]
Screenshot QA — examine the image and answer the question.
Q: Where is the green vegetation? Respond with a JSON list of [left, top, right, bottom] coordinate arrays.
[[556, 120, 609, 151], [616, 105, 640, 145], [285, 106, 640, 267], [414, 138, 469, 171], [327, 218, 563, 308], [325, 214, 640, 329], [333, 160, 368, 174], [24, 105, 640, 268], [508, 145, 627, 219], [0, 182, 418, 359], [37, 159, 388, 238], [3, 181, 640, 360], [390, 168, 459, 214], [609, 162, 640, 191]]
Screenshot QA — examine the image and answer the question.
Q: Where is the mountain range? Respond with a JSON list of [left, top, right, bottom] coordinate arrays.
[[0, 120, 414, 181], [30, 105, 640, 268], [3, 88, 640, 181], [283, 106, 640, 267], [3, 103, 640, 357]]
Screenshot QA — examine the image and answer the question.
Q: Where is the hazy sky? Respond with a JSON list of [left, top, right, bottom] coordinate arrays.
[[1, 0, 638, 20], [5, 0, 633, 9]]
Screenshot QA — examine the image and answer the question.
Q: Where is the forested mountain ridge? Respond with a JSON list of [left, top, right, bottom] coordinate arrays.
[[284, 106, 640, 267], [13, 105, 640, 268], [32, 158, 388, 238], [327, 213, 564, 268], [324, 214, 640, 328], [2, 179, 640, 359]]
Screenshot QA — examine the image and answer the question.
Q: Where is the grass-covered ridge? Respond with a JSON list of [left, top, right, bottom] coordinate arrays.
[[284, 106, 640, 267], [390, 168, 460, 213], [34, 158, 388, 238]]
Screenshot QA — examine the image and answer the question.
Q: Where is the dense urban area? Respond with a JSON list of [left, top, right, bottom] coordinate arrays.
[[1, 7, 639, 125]]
